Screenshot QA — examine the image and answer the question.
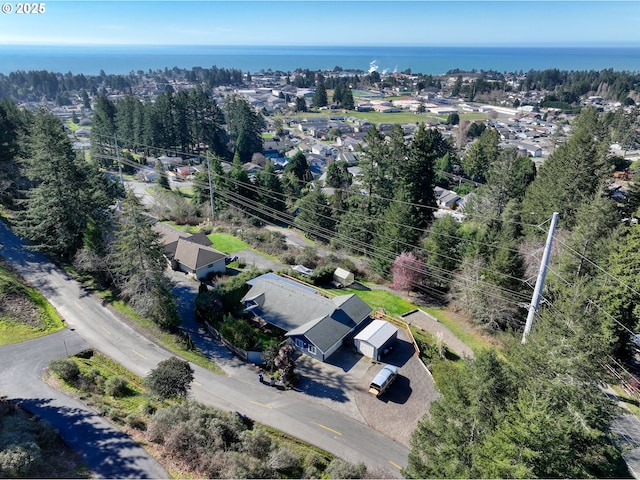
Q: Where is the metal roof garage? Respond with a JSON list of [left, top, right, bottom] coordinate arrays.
[[354, 319, 398, 360]]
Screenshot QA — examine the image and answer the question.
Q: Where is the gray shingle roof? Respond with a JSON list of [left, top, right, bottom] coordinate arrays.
[[241, 276, 372, 353]]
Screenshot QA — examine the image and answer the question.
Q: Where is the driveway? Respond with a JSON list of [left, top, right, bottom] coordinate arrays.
[[235, 249, 284, 272], [292, 326, 438, 448]]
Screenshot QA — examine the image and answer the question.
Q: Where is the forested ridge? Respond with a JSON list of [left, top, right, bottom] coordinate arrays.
[[2, 60, 640, 476]]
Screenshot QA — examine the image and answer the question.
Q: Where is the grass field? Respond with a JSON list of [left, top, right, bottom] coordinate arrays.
[[340, 287, 416, 317], [207, 232, 253, 253], [280, 109, 442, 125]]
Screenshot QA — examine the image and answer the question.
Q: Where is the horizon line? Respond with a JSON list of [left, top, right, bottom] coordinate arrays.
[[3, 42, 640, 48]]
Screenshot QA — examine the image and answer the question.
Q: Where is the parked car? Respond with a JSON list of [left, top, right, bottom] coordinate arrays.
[[368, 364, 398, 397]]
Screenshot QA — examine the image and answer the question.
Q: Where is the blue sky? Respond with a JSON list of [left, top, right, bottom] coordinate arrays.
[[1, 1, 639, 46]]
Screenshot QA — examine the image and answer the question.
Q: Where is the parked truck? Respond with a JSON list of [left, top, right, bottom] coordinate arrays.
[[368, 364, 398, 397]]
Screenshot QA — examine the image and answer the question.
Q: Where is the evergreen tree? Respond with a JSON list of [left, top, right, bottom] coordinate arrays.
[[0, 99, 29, 207], [522, 117, 607, 231], [294, 190, 334, 243], [403, 123, 444, 229], [460, 127, 499, 182], [192, 154, 225, 212], [326, 160, 351, 189], [224, 94, 264, 163], [342, 87, 355, 110], [223, 151, 257, 219], [284, 150, 311, 185], [18, 110, 110, 259], [359, 125, 394, 216], [294, 96, 307, 112], [154, 159, 170, 190], [484, 147, 536, 217], [256, 160, 286, 220], [406, 350, 513, 479], [312, 81, 328, 108], [111, 190, 179, 329], [423, 214, 464, 288], [90, 95, 117, 167], [332, 194, 377, 255], [372, 187, 419, 276], [332, 83, 343, 105]]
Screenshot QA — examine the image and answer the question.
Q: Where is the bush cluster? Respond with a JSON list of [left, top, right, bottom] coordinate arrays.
[[0, 400, 79, 478], [146, 401, 366, 479], [219, 315, 260, 351], [195, 268, 265, 324]]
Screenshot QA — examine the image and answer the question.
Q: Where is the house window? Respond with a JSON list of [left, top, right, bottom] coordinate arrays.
[[308, 344, 316, 355], [294, 338, 304, 349], [208, 263, 214, 268]]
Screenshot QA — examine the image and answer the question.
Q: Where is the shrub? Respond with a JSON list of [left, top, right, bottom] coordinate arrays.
[[219, 315, 259, 351], [139, 399, 156, 416], [104, 375, 128, 397], [0, 442, 42, 477], [239, 428, 272, 460], [309, 265, 335, 286], [324, 458, 367, 479], [295, 247, 318, 269], [49, 359, 80, 383], [262, 341, 282, 372], [144, 357, 194, 400], [125, 414, 146, 431], [302, 451, 328, 479], [268, 445, 303, 477], [105, 407, 124, 421]]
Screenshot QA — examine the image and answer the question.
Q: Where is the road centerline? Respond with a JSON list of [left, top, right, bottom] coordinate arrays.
[[313, 422, 342, 436]]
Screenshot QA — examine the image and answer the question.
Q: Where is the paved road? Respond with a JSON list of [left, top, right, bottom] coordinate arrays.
[[0, 330, 169, 479], [0, 221, 409, 478]]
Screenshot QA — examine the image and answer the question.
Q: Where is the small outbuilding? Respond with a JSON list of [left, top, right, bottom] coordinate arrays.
[[354, 319, 398, 360], [333, 267, 355, 287]]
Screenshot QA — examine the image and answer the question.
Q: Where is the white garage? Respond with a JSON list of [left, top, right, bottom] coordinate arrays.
[[354, 319, 398, 360]]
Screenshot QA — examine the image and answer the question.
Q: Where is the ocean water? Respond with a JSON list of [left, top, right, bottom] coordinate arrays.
[[1, 44, 640, 76]]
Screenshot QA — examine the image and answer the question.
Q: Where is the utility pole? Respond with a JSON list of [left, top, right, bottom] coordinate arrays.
[[522, 211, 559, 344], [114, 133, 123, 185], [206, 151, 215, 218]]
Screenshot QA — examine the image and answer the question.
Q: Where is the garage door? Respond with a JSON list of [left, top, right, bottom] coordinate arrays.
[[358, 342, 375, 359]]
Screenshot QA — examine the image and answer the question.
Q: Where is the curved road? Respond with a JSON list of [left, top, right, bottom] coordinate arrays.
[[0, 221, 409, 478], [0, 329, 169, 479]]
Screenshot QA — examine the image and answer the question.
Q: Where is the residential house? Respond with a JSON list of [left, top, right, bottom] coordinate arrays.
[[435, 186, 461, 209], [153, 224, 227, 280], [241, 274, 372, 361]]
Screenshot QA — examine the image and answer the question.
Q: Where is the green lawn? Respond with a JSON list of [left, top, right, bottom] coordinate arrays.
[[207, 232, 253, 254], [176, 186, 194, 198], [280, 109, 441, 125], [340, 287, 416, 317], [460, 112, 489, 121]]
